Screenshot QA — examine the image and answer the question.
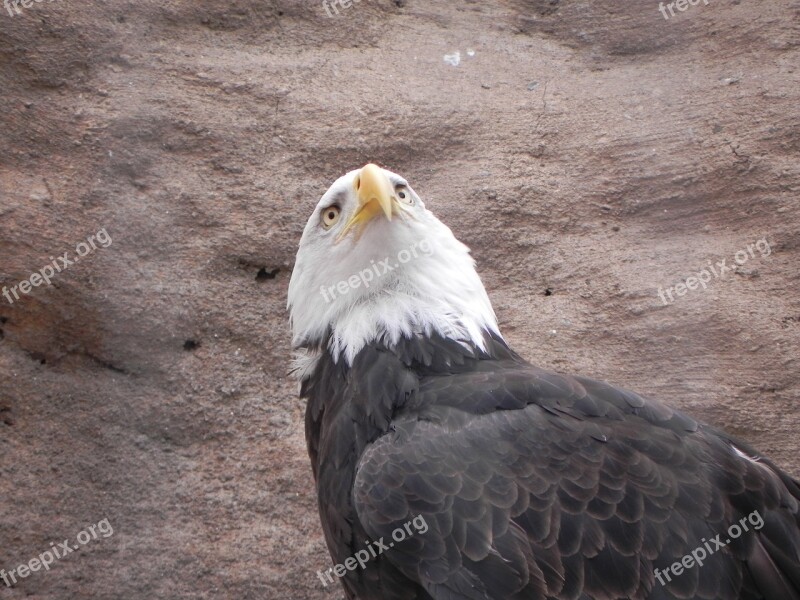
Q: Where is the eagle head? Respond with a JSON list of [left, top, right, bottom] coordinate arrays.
[[288, 164, 500, 366]]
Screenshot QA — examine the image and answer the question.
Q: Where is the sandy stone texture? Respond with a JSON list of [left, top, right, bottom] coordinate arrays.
[[0, 0, 798, 598]]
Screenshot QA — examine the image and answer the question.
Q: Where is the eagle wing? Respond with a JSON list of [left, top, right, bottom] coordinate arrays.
[[353, 364, 800, 600]]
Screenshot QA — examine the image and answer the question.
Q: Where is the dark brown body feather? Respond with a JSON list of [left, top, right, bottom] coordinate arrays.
[[302, 333, 800, 600]]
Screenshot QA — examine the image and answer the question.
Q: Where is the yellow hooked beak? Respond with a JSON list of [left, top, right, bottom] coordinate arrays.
[[337, 163, 397, 241]]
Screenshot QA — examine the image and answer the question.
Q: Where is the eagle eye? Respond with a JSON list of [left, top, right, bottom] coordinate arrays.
[[321, 205, 341, 229], [396, 185, 413, 205]]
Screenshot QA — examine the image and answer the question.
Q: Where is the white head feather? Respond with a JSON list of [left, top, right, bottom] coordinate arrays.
[[287, 164, 500, 369]]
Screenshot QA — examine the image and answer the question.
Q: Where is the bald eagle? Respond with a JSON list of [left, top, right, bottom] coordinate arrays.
[[287, 164, 800, 600]]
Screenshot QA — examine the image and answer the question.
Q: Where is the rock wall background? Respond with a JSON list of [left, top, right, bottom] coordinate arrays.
[[0, 0, 798, 598]]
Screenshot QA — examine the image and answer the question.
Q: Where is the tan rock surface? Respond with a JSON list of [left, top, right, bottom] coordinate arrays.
[[0, 1, 798, 598]]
